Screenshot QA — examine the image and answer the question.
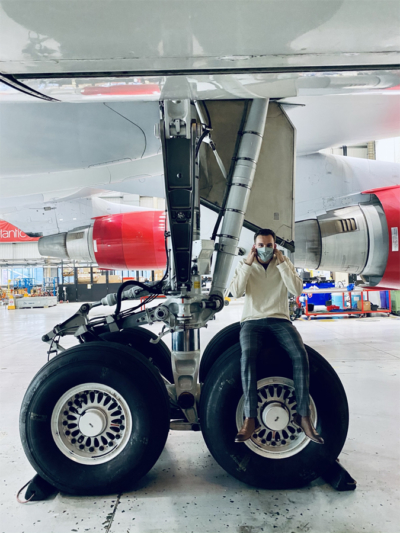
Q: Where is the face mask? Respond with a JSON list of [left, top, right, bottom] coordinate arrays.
[[257, 246, 274, 262]]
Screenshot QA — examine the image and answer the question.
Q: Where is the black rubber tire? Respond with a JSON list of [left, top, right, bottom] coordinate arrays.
[[20, 342, 170, 495], [200, 322, 240, 382], [99, 327, 173, 382], [200, 342, 349, 489]]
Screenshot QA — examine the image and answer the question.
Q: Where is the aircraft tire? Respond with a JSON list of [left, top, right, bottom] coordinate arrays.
[[199, 322, 240, 382], [200, 342, 349, 489], [99, 327, 173, 382], [20, 342, 170, 495]]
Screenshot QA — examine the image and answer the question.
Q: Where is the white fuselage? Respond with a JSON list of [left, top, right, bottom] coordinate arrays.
[[1, 0, 399, 76]]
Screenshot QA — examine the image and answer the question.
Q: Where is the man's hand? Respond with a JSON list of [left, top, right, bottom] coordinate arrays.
[[274, 249, 285, 264], [245, 245, 257, 266]]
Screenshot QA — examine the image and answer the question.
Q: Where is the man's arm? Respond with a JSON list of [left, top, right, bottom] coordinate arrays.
[[275, 252, 303, 296], [228, 260, 253, 298]]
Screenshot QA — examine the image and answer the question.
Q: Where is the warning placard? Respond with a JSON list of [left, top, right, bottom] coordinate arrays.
[[392, 227, 399, 252]]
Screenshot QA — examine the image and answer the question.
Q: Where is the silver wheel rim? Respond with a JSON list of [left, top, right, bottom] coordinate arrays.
[[236, 377, 317, 459], [51, 383, 132, 465]]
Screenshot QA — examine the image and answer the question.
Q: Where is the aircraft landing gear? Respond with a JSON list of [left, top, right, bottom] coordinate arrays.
[[19, 97, 353, 496]]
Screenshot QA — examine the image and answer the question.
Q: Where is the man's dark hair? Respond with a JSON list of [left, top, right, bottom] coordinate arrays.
[[254, 228, 276, 243]]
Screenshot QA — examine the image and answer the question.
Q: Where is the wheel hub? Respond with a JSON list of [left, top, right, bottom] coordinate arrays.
[[236, 376, 317, 459], [262, 402, 289, 431], [79, 408, 107, 437], [51, 383, 132, 465]]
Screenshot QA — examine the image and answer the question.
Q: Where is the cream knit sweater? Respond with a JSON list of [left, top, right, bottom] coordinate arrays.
[[228, 256, 303, 322]]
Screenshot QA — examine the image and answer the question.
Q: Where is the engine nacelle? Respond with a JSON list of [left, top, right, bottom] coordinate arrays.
[[38, 210, 167, 270], [294, 185, 400, 290], [39, 186, 399, 289]]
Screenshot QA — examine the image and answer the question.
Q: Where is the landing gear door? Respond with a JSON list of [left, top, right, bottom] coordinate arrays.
[[199, 100, 296, 249]]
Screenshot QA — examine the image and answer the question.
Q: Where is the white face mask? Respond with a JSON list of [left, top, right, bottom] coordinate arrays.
[[256, 246, 274, 262]]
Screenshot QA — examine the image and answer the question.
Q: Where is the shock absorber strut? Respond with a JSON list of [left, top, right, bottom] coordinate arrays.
[[160, 99, 202, 422], [159, 98, 269, 425]]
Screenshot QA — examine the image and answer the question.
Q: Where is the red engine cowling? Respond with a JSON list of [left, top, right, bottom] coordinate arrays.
[[362, 185, 400, 290], [93, 211, 166, 269], [38, 210, 167, 270]]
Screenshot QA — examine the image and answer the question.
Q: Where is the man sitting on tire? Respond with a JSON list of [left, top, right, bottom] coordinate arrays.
[[229, 228, 324, 445]]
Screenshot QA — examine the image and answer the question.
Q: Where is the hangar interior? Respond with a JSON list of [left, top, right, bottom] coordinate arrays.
[[1, 2, 400, 533], [1, 138, 399, 533]]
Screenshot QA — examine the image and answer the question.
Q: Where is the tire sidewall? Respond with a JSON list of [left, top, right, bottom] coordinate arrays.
[[200, 322, 240, 382], [99, 327, 173, 382]]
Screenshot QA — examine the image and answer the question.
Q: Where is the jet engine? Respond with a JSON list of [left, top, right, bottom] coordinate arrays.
[[38, 210, 167, 270], [294, 185, 400, 290], [38, 186, 399, 290]]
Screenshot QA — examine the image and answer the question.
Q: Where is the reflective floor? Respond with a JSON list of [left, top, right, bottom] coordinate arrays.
[[1, 300, 399, 533]]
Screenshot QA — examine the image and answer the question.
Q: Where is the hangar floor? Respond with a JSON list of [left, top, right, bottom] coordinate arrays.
[[1, 301, 399, 533]]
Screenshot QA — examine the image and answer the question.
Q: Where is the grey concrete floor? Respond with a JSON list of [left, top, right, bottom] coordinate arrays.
[[0, 300, 399, 533]]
